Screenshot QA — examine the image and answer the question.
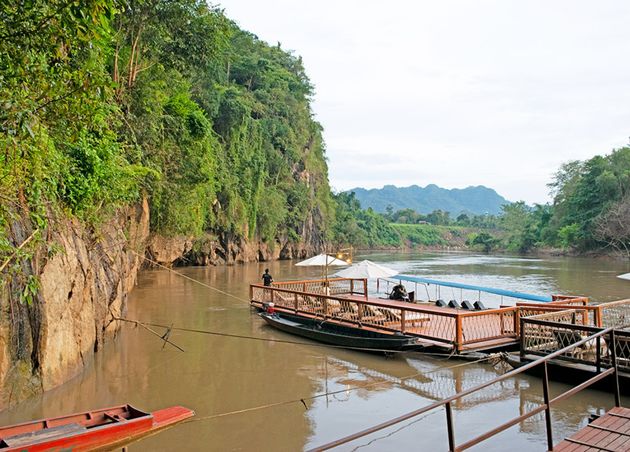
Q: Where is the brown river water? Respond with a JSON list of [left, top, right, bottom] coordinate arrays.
[[1, 251, 630, 451]]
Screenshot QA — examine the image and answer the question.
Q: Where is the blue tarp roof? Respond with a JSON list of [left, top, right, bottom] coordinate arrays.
[[394, 274, 552, 303]]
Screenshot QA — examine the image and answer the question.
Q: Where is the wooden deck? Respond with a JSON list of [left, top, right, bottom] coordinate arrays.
[[251, 281, 521, 353], [555, 407, 630, 451]]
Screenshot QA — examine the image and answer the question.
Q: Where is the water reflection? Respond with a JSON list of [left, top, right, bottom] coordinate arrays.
[[0, 251, 629, 451]]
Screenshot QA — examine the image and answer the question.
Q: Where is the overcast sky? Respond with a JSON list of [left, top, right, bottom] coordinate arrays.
[[220, 0, 630, 204]]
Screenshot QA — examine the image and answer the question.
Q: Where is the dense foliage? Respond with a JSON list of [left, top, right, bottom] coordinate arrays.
[[3, 1, 630, 259], [331, 192, 400, 247], [334, 147, 630, 256], [0, 0, 333, 248]]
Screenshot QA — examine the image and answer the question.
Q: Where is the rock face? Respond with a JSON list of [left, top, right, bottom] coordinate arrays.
[[146, 232, 319, 267], [0, 200, 149, 410], [0, 197, 324, 410], [147, 212, 325, 267]]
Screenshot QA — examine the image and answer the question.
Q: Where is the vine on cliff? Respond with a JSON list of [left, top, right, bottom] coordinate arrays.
[[0, 0, 334, 260]]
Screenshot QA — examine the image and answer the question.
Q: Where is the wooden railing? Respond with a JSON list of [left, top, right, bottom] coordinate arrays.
[[517, 298, 630, 328], [251, 284, 519, 352], [271, 277, 368, 299], [549, 294, 590, 305], [309, 327, 623, 452], [521, 307, 630, 373]]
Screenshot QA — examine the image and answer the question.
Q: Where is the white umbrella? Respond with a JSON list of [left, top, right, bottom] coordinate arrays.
[[295, 253, 349, 267], [618, 273, 630, 281], [333, 260, 398, 279], [295, 253, 349, 286]]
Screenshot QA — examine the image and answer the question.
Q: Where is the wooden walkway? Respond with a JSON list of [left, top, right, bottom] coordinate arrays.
[[556, 407, 630, 451]]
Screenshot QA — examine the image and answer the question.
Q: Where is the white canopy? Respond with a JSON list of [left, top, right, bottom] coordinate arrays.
[[617, 273, 630, 281], [333, 260, 398, 279], [295, 253, 349, 267]]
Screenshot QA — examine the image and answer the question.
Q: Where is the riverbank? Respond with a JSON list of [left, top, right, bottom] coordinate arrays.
[[359, 223, 629, 261]]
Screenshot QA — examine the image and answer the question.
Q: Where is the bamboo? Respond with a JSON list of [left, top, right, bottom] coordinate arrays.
[[0, 228, 39, 273]]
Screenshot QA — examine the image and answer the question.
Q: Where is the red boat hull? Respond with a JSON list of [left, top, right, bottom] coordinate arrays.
[[0, 405, 194, 451]]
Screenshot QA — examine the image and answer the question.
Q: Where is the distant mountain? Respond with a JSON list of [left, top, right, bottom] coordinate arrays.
[[346, 184, 510, 215]]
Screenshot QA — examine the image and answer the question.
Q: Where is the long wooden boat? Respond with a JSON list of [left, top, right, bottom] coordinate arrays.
[[259, 312, 423, 352], [0, 404, 194, 451]]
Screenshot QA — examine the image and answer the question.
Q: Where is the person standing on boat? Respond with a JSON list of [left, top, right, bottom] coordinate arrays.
[[262, 268, 273, 286]]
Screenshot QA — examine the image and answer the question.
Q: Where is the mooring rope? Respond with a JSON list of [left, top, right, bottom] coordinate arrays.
[[115, 317, 461, 355], [120, 251, 504, 425], [182, 354, 498, 424], [125, 253, 483, 357], [131, 251, 250, 304]]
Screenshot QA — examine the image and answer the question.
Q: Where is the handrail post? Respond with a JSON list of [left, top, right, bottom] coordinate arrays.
[[542, 362, 553, 451], [401, 309, 406, 334], [294, 292, 299, 313], [363, 278, 368, 299], [249, 284, 254, 301], [445, 402, 455, 452], [377, 278, 380, 293], [611, 330, 621, 407], [270, 288, 275, 303], [520, 317, 526, 359], [350, 279, 354, 295], [455, 315, 463, 352], [596, 336, 601, 373]]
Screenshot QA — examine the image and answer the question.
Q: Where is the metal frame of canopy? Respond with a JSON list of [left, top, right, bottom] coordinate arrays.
[[377, 274, 553, 305]]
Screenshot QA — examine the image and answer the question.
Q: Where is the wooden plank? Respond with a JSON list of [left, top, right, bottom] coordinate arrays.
[[609, 407, 630, 417], [605, 432, 630, 450], [562, 437, 617, 451], [558, 408, 630, 452], [570, 425, 605, 444]]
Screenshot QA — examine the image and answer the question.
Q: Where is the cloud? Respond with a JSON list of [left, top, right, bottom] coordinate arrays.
[[222, 0, 630, 204]]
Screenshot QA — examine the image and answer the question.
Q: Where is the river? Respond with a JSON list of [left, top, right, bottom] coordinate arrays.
[[1, 251, 629, 451]]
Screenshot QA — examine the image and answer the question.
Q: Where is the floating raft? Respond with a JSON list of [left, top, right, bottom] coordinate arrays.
[[250, 277, 588, 354]]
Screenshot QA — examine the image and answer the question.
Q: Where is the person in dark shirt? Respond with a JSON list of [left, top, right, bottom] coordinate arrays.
[[389, 283, 409, 301], [262, 269, 273, 286]]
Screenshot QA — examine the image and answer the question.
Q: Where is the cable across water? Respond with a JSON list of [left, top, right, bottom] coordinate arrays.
[[119, 252, 504, 427]]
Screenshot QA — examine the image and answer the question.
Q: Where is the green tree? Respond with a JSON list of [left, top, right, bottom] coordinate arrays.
[[550, 147, 630, 250], [466, 232, 499, 252], [501, 202, 536, 252]]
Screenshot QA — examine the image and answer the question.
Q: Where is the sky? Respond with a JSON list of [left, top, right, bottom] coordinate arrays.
[[220, 0, 630, 204]]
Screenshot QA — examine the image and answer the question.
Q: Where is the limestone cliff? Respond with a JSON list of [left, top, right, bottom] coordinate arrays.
[[0, 196, 325, 410], [147, 209, 325, 267], [0, 200, 149, 410]]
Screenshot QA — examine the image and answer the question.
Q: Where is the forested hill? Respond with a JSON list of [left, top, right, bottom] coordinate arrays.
[[0, 0, 333, 253], [347, 184, 509, 215]]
